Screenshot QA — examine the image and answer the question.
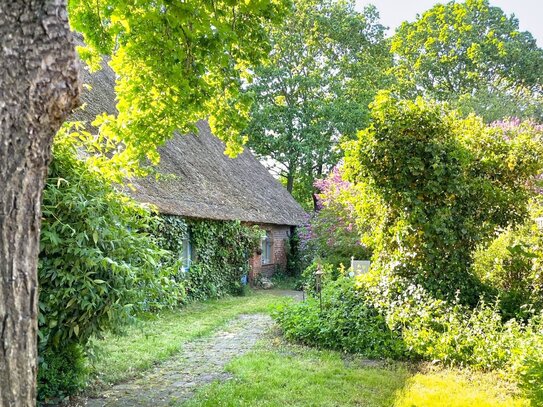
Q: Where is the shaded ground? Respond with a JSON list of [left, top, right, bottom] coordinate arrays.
[[84, 314, 273, 406], [265, 288, 304, 301]]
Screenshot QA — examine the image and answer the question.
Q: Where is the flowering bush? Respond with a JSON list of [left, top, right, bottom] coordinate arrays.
[[301, 166, 372, 268]]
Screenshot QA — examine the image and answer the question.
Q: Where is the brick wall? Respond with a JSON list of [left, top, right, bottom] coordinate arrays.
[[247, 224, 291, 284]]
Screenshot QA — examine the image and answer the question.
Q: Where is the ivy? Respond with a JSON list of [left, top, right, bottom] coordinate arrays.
[[38, 126, 184, 400], [155, 216, 261, 301]]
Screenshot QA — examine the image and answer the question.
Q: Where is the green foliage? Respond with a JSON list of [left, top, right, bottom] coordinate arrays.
[[285, 228, 303, 276], [274, 277, 407, 359], [369, 276, 543, 404], [155, 215, 189, 254], [68, 0, 291, 170], [344, 92, 543, 304], [278, 94, 543, 404], [391, 0, 543, 122], [276, 273, 543, 404], [300, 261, 336, 295], [37, 344, 87, 403], [245, 0, 391, 205], [38, 127, 184, 399], [308, 166, 372, 268], [472, 220, 543, 319], [155, 216, 261, 301]]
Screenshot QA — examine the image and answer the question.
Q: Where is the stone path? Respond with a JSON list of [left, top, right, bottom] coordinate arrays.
[[85, 313, 273, 407]]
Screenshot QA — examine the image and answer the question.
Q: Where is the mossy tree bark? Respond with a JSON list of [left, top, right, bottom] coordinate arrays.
[[0, 1, 79, 404]]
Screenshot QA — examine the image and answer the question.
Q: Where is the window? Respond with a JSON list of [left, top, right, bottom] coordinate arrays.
[[181, 235, 192, 272], [261, 231, 272, 265]]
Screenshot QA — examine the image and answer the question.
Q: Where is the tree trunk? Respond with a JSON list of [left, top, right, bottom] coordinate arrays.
[[0, 1, 79, 405], [286, 170, 295, 194], [312, 157, 324, 212]]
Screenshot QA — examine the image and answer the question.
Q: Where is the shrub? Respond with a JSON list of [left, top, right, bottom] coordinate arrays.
[[276, 273, 543, 404], [274, 277, 407, 359], [38, 129, 184, 399], [344, 92, 543, 305], [285, 228, 304, 276], [37, 344, 87, 403], [472, 221, 543, 319], [305, 167, 372, 268], [277, 93, 543, 404], [300, 260, 337, 295]]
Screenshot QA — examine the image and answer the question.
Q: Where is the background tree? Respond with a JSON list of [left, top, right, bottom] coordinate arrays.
[[391, 0, 543, 122], [245, 0, 391, 208], [0, 0, 288, 403]]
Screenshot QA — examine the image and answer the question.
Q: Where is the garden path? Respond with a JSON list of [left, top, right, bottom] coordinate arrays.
[[78, 289, 305, 406], [84, 313, 273, 406]]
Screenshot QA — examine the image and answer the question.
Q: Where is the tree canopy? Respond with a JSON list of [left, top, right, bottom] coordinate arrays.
[[69, 0, 291, 169], [391, 0, 543, 122], [244, 0, 391, 207]]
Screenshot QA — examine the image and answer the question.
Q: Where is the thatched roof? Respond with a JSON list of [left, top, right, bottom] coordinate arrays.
[[72, 41, 306, 226], [129, 121, 306, 225]]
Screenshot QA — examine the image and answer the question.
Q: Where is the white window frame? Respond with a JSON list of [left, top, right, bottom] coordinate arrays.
[[181, 235, 192, 272], [261, 231, 272, 265]]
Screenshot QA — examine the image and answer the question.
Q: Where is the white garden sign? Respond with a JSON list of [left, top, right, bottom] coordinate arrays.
[[350, 257, 370, 276]]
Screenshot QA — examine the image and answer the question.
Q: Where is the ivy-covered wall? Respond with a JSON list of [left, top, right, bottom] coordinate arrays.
[[156, 215, 261, 301]]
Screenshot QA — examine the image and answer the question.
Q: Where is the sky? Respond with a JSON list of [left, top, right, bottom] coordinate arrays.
[[354, 0, 542, 46]]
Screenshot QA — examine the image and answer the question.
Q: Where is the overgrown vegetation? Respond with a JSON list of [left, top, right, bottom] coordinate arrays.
[[33, 0, 543, 405], [472, 203, 543, 320], [38, 129, 262, 402], [344, 92, 543, 305], [276, 94, 543, 405], [155, 216, 260, 301], [38, 129, 183, 401], [274, 278, 407, 359]]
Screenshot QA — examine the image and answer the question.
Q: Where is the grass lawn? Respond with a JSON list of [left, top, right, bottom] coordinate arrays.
[[88, 291, 286, 389], [89, 292, 531, 406], [183, 341, 409, 407], [184, 338, 530, 407]]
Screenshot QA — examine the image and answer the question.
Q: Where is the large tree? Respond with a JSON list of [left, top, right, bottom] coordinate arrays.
[[0, 0, 288, 403], [0, 2, 80, 404], [391, 0, 543, 122], [245, 0, 391, 208]]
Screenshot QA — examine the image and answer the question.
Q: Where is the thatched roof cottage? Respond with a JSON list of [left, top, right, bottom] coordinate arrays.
[[129, 122, 307, 282], [73, 45, 306, 284]]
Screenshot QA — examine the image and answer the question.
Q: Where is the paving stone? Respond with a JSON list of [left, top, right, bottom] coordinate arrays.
[[82, 313, 273, 406]]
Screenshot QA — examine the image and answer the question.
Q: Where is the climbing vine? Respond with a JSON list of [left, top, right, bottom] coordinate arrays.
[[156, 216, 261, 301]]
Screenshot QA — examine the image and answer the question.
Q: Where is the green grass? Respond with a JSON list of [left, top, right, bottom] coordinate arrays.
[[395, 368, 530, 407], [183, 340, 530, 407], [183, 341, 409, 407], [89, 292, 531, 406], [88, 292, 286, 389]]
